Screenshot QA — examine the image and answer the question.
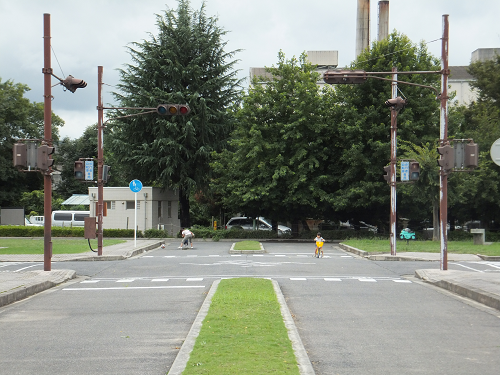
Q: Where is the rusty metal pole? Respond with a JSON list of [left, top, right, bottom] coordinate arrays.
[[42, 14, 52, 271], [439, 15, 450, 270], [97, 66, 104, 256], [390, 67, 397, 256]]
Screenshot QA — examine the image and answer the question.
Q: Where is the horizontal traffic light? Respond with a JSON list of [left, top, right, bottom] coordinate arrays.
[[156, 104, 191, 116], [323, 70, 367, 84]]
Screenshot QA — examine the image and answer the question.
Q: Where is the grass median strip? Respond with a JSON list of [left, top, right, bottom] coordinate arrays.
[[232, 240, 261, 251], [0, 238, 126, 254], [183, 278, 299, 375], [343, 239, 500, 256]]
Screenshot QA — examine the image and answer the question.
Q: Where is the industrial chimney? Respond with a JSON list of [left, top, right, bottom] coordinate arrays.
[[356, 0, 370, 57], [378, 1, 389, 41]]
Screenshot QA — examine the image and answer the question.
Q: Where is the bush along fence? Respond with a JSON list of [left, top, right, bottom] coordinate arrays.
[[1, 225, 497, 242]]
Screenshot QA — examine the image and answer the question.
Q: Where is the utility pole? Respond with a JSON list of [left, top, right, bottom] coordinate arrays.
[[390, 67, 397, 256], [439, 15, 450, 270], [42, 14, 53, 271]]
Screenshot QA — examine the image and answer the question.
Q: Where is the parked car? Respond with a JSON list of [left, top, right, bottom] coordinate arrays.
[[226, 217, 291, 235], [51, 211, 90, 227]]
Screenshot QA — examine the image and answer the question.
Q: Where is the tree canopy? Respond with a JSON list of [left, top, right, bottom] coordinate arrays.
[[0, 78, 64, 207], [108, 0, 242, 227]]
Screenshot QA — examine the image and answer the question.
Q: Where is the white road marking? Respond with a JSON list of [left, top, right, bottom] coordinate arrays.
[[13, 264, 40, 272], [63, 286, 205, 291], [186, 278, 203, 281], [290, 278, 307, 281], [116, 279, 135, 283], [81, 280, 100, 283], [151, 278, 170, 282], [452, 263, 484, 272], [324, 278, 342, 281]]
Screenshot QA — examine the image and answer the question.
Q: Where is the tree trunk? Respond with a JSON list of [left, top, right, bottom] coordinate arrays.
[[179, 188, 191, 228]]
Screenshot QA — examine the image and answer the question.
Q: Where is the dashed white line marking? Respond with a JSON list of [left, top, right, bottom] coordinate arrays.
[[81, 280, 99, 284], [63, 286, 205, 291], [116, 279, 135, 283], [151, 278, 170, 282], [186, 278, 203, 281], [324, 278, 342, 281], [358, 278, 377, 282], [393, 279, 412, 283], [290, 277, 307, 281]]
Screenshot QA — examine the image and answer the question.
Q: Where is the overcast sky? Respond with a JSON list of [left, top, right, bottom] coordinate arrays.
[[1, 0, 499, 140]]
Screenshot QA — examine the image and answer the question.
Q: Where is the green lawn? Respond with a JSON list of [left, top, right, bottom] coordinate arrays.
[[343, 239, 500, 256], [233, 240, 261, 251], [0, 238, 126, 254], [183, 278, 299, 375]]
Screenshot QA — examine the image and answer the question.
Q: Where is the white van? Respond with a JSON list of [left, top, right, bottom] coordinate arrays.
[[51, 211, 90, 227], [29, 216, 45, 226]]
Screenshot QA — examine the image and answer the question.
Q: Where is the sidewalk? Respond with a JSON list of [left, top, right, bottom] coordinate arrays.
[[339, 243, 500, 311], [0, 239, 164, 307]]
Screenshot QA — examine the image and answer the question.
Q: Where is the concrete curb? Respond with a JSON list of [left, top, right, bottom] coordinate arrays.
[[167, 278, 315, 375], [167, 279, 220, 375], [338, 243, 369, 257], [415, 269, 500, 311], [0, 269, 76, 308], [272, 279, 316, 375]]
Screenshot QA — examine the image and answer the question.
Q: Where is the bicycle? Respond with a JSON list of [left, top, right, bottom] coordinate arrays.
[[314, 241, 324, 258]]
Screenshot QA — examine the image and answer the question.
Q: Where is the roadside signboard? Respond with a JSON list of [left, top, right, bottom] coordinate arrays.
[[400, 161, 409, 181], [490, 138, 500, 166], [129, 179, 143, 193], [85, 160, 94, 181]]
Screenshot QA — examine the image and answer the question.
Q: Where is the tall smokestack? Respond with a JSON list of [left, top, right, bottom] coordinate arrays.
[[356, 0, 370, 57], [378, 1, 389, 41]]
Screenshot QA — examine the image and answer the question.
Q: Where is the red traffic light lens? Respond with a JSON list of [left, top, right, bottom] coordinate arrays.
[[179, 106, 189, 115]]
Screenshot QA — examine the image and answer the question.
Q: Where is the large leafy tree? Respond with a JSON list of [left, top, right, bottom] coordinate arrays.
[[321, 32, 441, 228], [109, 0, 242, 227], [0, 78, 63, 207], [211, 51, 333, 231], [445, 53, 500, 229]]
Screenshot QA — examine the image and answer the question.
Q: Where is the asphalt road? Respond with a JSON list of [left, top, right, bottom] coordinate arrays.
[[1, 242, 499, 374]]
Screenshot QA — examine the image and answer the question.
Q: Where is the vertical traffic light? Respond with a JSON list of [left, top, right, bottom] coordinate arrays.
[[74, 160, 85, 180], [383, 165, 391, 183], [437, 145, 455, 170], [62, 75, 87, 93], [102, 165, 111, 183], [37, 145, 55, 171], [13, 143, 27, 169], [464, 143, 478, 168], [409, 161, 420, 181]]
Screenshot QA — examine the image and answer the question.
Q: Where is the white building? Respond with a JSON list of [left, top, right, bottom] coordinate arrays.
[[88, 187, 180, 236]]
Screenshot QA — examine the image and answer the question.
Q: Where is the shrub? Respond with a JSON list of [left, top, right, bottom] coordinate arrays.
[[144, 229, 169, 238]]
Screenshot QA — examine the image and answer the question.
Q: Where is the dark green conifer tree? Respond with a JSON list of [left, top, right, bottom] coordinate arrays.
[[110, 0, 242, 226]]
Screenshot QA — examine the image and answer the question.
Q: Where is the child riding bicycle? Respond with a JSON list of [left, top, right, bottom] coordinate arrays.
[[314, 232, 324, 258]]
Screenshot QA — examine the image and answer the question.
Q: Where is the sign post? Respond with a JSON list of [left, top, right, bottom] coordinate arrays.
[[129, 179, 143, 247]]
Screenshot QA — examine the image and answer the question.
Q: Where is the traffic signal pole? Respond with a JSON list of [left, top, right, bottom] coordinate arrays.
[[42, 14, 53, 271], [97, 66, 104, 256], [439, 15, 450, 270], [390, 67, 397, 256]]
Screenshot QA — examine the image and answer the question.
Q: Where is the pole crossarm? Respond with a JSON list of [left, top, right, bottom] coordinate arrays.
[[366, 76, 441, 97]]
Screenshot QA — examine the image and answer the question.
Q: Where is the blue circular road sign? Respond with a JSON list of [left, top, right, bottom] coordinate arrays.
[[129, 179, 143, 193]]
